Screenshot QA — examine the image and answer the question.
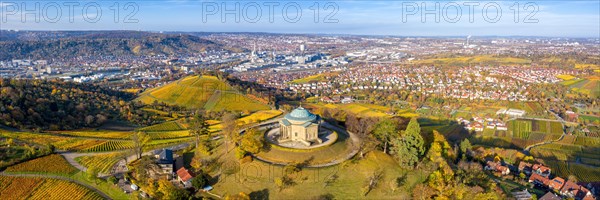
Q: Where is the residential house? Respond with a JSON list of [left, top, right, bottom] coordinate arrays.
[[548, 177, 565, 191], [518, 161, 533, 175], [561, 180, 595, 200], [532, 164, 551, 177], [176, 167, 195, 188], [529, 173, 550, 186], [539, 192, 561, 200], [511, 189, 532, 200], [155, 149, 174, 175], [485, 161, 510, 175]]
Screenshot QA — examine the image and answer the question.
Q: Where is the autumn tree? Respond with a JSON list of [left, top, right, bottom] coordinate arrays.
[[240, 128, 264, 154], [393, 118, 424, 169], [222, 112, 239, 153], [189, 111, 210, 148], [131, 131, 151, 159], [373, 119, 397, 154], [460, 138, 472, 160], [158, 179, 188, 199]]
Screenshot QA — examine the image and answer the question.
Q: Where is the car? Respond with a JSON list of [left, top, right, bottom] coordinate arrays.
[[131, 184, 139, 191]]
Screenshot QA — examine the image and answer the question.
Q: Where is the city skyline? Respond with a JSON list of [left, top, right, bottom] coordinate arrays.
[[1, 0, 599, 37]]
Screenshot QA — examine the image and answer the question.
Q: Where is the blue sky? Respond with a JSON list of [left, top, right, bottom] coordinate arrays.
[[1, 1, 598, 37]]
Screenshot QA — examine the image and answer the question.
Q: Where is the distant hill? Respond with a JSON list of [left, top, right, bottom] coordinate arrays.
[[136, 75, 270, 112], [0, 31, 221, 60]]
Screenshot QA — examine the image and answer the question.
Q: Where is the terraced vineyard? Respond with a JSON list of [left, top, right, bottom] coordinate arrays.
[[140, 121, 185, 132], [0, 176, 103, 200], [83, 141, 134, 152], [4, 154, 78, 175], [136, 75, 269, 111], [75, 153, 124, 174], [0, 132, 100, 151], [147, 130, 191, 140], [51, 130, 132, 139], [544, 160, 600, 182]]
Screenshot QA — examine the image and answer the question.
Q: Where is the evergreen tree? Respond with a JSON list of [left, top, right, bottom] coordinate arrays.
[[393, 118, 424, 169]]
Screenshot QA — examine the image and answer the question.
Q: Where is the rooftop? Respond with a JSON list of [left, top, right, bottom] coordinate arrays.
[[284, 106, 317, 122]]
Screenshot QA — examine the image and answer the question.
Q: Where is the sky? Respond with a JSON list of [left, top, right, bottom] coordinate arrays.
[[0, 0, 599, 37]]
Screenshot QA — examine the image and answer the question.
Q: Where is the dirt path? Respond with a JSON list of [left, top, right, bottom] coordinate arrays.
[[0, 173, 112, 200]]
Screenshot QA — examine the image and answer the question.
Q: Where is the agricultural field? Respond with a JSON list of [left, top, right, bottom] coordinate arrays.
[[4, 154, 78, 175], [0, 132, 107, 151], [507, 119, 563, 140], [305, 103, 400, 120], [556, 74, 576, 81], [209, 92, 270, 112], [544, 160, 600, 182], [50, 130, 132, 139], [136, 75, 270, 111], [147, 130, 191, 140], [289, 73, 328, 84], [83, 141, 134, 152], [75, 153, 124, 174], [140, 120, 186, 132], [561, 76, 600, 98], [237, 110, 283, 124], [410, 55, 531, 65], [0, 176, 104, 200]]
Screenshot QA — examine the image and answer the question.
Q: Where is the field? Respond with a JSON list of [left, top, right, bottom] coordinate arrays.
[[136, 75, 270, 111], [4, 154, 78, 175], [147, 130, 191, 140], [50, 130, 132, 139], [544, 160, 600, 182], [0, 176, 104, 200], [507, 119, 563, 141], [75, 153, 124, 174], [411, 55, 531, 65], [83, 141, 134, 152], [556, 74, 576, 81], [236, 110, 283, 125], [289, 74, 328, 84], [574, 63, 600, 70], [140, 120, 186, 132], [305, 103, 402, 120], [561, 76, 600, 98]]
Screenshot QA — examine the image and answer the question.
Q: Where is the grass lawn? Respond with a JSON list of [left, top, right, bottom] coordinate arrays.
[[211, 147, 419, 199]]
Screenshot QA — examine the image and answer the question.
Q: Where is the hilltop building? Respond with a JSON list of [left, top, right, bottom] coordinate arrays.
[[278, 107, 322, 146]]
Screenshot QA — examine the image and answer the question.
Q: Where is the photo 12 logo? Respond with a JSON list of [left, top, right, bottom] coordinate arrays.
[[200, 1, 339, 24], [401, 1, 539, 23], [1, 1, 139, 23]]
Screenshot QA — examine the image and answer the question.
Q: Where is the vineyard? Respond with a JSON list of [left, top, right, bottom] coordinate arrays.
[[83, 141, 134, 152], [0, 132, 104, 151], [0, 176, 103, 200], [75, 153, 123, 174], [51, 130, 132, 139], [544, 160, 600, 182], [147, 130, 191, 140], [140, 121, 185, 132], [509, 120, 532, 139], [136, 75, 270, 111], [4, 154, 78, 175]]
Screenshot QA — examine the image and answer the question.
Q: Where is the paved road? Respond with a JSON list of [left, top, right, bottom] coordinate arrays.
[[0, 172, 112, 200]]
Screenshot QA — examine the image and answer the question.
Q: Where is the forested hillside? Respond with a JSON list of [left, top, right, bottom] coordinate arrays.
[[0, 79, 135, 130], [0, 31, 221, 60]]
